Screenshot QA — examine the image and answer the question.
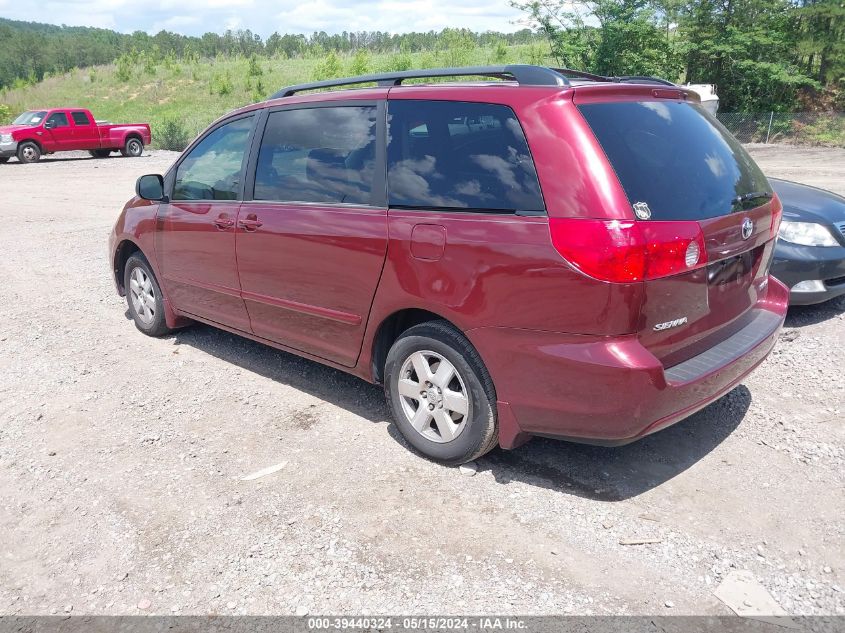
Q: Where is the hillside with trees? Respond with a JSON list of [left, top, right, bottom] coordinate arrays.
[[0, 1, 842, 148]]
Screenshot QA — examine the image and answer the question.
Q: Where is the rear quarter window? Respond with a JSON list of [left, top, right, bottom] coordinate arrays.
[[387, 100, 545, 213], [577, 101, 771, 220]]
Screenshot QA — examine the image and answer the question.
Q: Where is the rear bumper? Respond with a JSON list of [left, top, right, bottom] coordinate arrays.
[[772, 240, 845, 305], [467, 276, 789, 449]]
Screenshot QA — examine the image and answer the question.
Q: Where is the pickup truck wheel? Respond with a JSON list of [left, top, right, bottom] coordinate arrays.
[[89, 149, 111, 158], [124, 254, 171, 337], [384, 321, 498, 465], [121, 138, 144, 158], [17, 142, 41, 164]]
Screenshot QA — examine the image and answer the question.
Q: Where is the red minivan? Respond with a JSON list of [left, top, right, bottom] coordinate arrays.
[[109, 65, 788, 465]]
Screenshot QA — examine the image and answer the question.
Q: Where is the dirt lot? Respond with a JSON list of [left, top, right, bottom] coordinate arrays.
[[0, 146, 842, 617]]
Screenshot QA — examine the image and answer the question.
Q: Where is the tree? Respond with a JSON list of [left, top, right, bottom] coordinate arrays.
[[679, 0, 817, 110], [350, 49, 371, 76], [313, 51, 342, 80], [795, 0, 845, 84], [511, 0, 594, 68], [511, 0, 678, 77]]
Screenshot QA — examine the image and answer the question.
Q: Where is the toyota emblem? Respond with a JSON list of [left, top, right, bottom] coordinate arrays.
[[741, 218, 754, 240]]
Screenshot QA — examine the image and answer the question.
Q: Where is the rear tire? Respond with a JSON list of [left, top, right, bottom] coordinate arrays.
[[124, 253, 171, 337], [89, 149, 112, 158], [17, 141, 41, 164], [121, 137, 143, 157], [384, 321, 498, 465]]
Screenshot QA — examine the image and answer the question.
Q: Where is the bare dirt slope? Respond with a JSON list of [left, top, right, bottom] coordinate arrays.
[[0, 148, 842, 616]]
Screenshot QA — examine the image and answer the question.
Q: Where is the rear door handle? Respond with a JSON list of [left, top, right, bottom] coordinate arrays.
[[214, 215, 235, 230], [238, 214, 262, 231]]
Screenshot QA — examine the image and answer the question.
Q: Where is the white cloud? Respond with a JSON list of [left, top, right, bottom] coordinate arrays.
[[272, 0, 523, 34], [224, 15, 244, 31], [157, 0, 254, 8], [1, 0, 525, 36], [151, 15, 202, 32]]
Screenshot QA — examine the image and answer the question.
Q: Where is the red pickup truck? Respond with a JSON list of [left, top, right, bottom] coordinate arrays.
[[0, 108, 151, 164]]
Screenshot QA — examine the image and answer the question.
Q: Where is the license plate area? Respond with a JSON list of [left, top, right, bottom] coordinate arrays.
[[708, 248, 759, 287]]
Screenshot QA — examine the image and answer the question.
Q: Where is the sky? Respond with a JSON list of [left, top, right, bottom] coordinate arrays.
[[0, 0, 527, 38]]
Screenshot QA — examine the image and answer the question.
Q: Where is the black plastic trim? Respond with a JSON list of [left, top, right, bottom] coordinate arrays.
[[270, 65, 569, 99], [664, 310, 782, 384]]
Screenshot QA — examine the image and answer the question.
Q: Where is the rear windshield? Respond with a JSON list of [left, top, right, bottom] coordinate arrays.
[[577, 101, 771, 220]]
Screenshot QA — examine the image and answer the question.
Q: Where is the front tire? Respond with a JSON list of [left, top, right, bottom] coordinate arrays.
[[121, 137, 143, 157], [384, 321, 498, 465], [124, 254, 171, 337], [17, 141, 41, 164]]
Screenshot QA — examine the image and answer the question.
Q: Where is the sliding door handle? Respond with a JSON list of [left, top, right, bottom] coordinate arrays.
[[238, 214, 263, 231]]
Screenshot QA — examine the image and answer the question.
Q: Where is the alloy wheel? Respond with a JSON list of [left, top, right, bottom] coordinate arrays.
[[129, 267, 156, 324], [397, 350, 470, 443]]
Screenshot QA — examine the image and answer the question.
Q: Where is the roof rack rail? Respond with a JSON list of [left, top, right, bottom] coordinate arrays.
[[613, 75, 677, 86], [269, 64, 569, 99], [554, 68, 677, 87], [552, 68, 613, 82]]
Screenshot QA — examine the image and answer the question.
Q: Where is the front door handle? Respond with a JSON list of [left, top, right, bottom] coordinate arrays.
[[238, 214, 262, 231], [214, 214, 235, 230]]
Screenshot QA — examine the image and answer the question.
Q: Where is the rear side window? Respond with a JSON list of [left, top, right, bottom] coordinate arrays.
[[578, 101, 771, 220], [387, 100, 544, 213], [71, 111, 91, 125], [173, 115, 254, 201], [46, 112, 69, 127], [254, 106, 377, 205]]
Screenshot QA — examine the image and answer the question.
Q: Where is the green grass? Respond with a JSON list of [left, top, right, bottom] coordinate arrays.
[[0, 44, 553, 149]]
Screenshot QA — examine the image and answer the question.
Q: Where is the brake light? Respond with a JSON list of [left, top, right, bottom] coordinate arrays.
[[769, 193, 783, 238], [549, 218, 708, 283]]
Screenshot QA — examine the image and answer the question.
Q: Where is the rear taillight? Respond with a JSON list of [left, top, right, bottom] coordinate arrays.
[[549, 218, 708, 283], [769, 193, 783, 238]]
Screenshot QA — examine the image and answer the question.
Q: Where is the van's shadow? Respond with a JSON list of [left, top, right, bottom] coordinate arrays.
[[160, 319, 750, 502], [481, 385, 748, 501]]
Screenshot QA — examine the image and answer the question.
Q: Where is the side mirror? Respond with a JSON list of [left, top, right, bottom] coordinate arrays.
[[44, 120, 55, 129], [136, 174, 167, 201]]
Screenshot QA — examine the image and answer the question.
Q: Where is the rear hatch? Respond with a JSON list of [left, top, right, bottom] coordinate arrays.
[[575, 94, 780, 367]]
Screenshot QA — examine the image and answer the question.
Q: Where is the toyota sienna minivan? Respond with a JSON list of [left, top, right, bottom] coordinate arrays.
[[109, 65, 788, 465]]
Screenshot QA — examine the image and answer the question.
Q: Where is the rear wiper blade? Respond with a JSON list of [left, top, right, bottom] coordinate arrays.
[[732, 191, 773, 206]]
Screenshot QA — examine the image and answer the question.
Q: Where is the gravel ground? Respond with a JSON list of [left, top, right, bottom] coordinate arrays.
[[0, 147, 842, 617]]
